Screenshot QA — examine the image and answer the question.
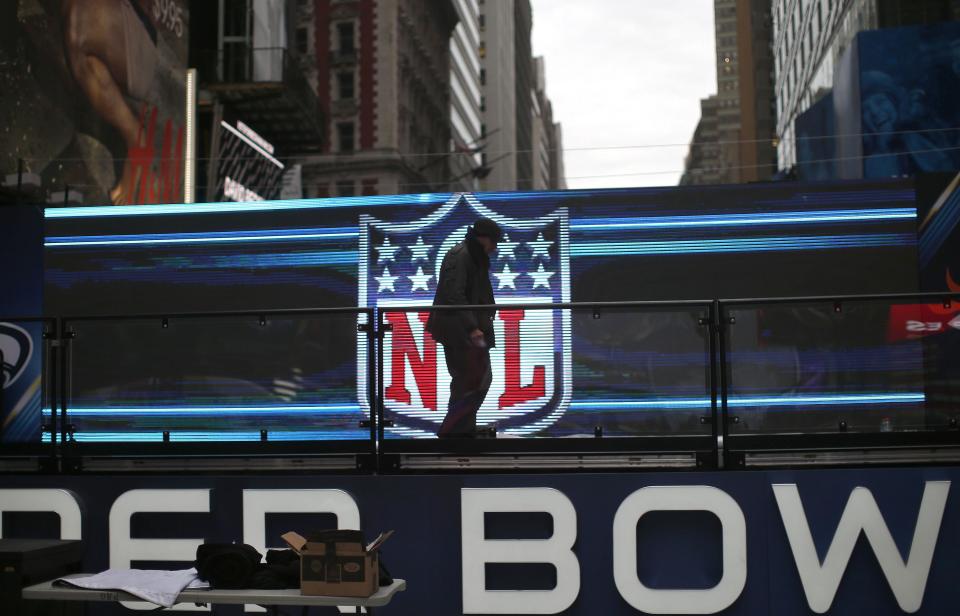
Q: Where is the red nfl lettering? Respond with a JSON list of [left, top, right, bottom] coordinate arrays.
[[385, 311, 437, 411], [498, 310, 546, 409]]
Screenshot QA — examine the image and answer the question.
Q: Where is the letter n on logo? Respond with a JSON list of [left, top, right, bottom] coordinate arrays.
[[384, 311, 437, 411]]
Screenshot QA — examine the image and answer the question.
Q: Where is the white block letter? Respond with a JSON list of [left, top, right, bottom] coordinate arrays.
[[110, 489, 210, 611], [773, 480, 949, 613], [613, 486, 746, 614], [0, 489, 82, 539], [461, 487, 580, 614]]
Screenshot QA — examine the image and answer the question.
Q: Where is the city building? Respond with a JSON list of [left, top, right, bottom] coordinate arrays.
[[773, 0, 960, 171], [681, 0, 776, 185], [477, 0, 563, 192], [478, 0, 518, 191], [736, 0, 777, 182], [550, 122, 567, 190], [514, 0, 535, 191], [448, 0, 484, 192], [680, 96, 723, 185], [531, 56, 554, 190], [189, 0, 325, 202], [295, 0, 459, 197]]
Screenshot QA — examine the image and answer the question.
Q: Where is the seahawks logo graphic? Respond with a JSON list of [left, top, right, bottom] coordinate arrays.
[[0, 323, 33, 389]]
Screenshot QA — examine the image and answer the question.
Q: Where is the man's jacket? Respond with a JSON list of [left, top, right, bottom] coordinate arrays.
[[426, 235, 496, 347]]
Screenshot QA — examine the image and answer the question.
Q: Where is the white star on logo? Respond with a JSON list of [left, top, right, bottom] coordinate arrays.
[[497, 233, 520, 260], [375, 237, 401, 265], [376, 266, 398, 293], [528, 263, 554, 289], [409, 236, 433, 263], [528, 232, 553, 260], [408, 266, 433, 292], [493, 263, 520, 290]]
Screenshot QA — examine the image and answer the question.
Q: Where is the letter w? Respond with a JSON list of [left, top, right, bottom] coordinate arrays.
[[773, 481, 949, 613]]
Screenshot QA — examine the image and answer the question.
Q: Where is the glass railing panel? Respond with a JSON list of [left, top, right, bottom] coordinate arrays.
[[63, 310, 371, 443], [379, 303, 714, 439], [723, 298, 958, 434]]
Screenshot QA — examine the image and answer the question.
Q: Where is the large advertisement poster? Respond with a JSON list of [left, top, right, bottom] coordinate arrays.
[[0, 0, 188, 205], [834, 22, 960, 180]]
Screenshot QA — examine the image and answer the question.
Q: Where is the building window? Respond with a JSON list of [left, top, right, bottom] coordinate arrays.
[[479, 68, 486, 85], [338, 71, 354, 99], [296, 27, 308, 55], [336, 180, 355, 197], [337, 22, 355, 53], [479, 14, 485, 29], [338, 122, 355, 152]]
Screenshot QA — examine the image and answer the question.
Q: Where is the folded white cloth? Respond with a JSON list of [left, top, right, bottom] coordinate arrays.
[[56, 568, 200, 608]]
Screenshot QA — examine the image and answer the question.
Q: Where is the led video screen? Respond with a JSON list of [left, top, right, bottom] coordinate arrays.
[[42, 180, 919, 441]]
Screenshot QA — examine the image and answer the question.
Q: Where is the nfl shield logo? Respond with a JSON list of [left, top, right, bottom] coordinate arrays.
[[358, 193, 571, 437]]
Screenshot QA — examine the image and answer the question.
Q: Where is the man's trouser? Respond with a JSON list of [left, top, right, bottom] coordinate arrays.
[[437, 343, 491, 437]]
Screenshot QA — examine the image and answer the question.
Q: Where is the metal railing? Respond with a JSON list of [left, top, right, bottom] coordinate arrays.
[[1, 292, 959, 470]]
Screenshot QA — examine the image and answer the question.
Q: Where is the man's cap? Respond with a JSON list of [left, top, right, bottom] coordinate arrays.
[[473, 218, 503, 242]]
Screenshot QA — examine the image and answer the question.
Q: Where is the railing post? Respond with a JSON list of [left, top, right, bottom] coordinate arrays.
[[16, 158, 23, 205], [46, 320, 59, 458], [707, 301, 721, 469], [715, 300, 733, 469], [363, 308, 377, 471]]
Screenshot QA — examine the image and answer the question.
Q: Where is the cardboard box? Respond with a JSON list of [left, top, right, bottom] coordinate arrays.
[[282, 530, 392, 598]]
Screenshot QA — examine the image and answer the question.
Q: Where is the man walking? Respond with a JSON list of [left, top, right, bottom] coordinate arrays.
[[426, 218, 502, 437]]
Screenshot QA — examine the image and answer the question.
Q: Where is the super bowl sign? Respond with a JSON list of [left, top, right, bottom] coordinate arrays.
[[358, 193, 571, 437]]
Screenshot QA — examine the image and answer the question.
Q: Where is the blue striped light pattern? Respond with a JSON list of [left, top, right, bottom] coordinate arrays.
[[571, 233, 915, 257], [43, 405, 361, 416], [45, 392, 924, 420], [571, 208, 916, 231], [44, 193, 453, 218], [44, 431, 368, 442], [46, 227, 359, 247]]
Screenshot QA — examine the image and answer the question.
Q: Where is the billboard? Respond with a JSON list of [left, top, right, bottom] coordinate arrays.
[[0, 0, 188, 205], [834, 22, 960, 179], [37, 181, 923, 442], [213, 121, 285, 202], [0, 467, 958, 615]]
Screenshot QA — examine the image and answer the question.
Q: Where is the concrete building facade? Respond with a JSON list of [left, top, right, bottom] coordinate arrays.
[[680, 96, 723, 185], [297, 0, 458, 197], [478, 0, 518, 191], [448, 0, 484, 191]]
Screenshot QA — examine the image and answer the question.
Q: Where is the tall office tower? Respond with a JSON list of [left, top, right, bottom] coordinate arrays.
[[680, 96, 724, 185], [478, 0, 518, 191], [681, 0, 776, 185], [514, 0, 534, 190], [448, 0, 484, 191]]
